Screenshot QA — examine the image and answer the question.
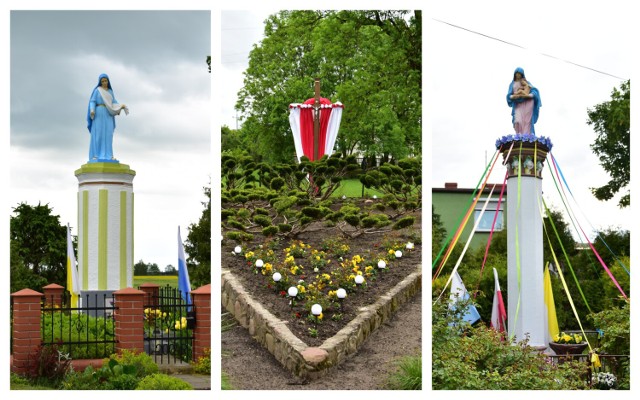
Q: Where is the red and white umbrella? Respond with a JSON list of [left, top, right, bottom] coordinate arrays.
[[289, 97, 343, 162]]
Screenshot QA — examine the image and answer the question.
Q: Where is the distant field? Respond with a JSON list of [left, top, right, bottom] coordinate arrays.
[[133, 275, 178, 288], [331, 179, 383, 198]]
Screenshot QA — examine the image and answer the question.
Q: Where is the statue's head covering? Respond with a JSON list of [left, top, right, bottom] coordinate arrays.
[[87, 73, 114, 132], [513, 67, 525, 81], [95, 73, 113, 90]]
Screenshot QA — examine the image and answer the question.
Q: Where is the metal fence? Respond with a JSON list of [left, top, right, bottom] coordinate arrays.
[[548, 353, 630, 386], [141, 285, 194, 364], [40, 292, 117, 359]]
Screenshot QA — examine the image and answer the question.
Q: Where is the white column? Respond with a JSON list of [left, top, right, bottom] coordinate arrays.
[[76, 162, 136, 291], [503, 144, 548, 349]]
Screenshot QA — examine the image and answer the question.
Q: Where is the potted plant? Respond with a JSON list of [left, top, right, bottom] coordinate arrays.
[[549, 332, 588, 355]]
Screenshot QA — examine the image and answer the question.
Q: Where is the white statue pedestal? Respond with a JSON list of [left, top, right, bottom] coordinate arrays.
[[75, 162, 135, 294], [502, 142, 549, 348]]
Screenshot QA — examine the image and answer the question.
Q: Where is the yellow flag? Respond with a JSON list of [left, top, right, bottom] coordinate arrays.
[[544, 264, 559, 340]]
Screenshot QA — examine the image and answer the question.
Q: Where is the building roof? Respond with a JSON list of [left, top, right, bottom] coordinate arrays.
[[432, 182, 508, 194]]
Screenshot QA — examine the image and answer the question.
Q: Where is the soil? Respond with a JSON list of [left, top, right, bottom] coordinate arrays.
[[221, 289, 422, 390], [222, 199, 422, 347]]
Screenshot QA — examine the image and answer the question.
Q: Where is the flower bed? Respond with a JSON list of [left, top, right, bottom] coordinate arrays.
[[221, 199, 421, 347]]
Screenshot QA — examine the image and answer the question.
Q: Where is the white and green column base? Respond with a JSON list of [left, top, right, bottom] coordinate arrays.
[[75, 162, 135, 295]]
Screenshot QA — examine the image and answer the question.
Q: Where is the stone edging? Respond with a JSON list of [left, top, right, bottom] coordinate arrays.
[[221, 265, 422, 379]]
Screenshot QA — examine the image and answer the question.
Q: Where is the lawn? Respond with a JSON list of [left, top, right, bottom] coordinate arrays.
[[133, 275, 178, 289], [331, 178, 383, 198]]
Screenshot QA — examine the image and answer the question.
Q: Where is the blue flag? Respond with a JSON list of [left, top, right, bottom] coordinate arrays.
[[450, 271, 481, 324], [178, 226, 192, 306]]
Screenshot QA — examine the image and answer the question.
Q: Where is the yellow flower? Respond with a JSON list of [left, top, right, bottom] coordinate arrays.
[[328, 290, 337, 298], [162, 312, 167, 318], [244, 251, 255, 259], [388, 249, 394, 255], [297, 285, 306, 294], [144, 308, 151, 315], [349, 274, 356, 281], [316, 256, 321, 261], [318, 313, 323, 320], [356, 271, 363, 276]]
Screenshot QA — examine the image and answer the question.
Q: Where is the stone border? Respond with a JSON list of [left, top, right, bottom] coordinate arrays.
[[221, 265, 421, 379]]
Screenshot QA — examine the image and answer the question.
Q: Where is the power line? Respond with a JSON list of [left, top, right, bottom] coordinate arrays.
[[432, 18, 626, 81]]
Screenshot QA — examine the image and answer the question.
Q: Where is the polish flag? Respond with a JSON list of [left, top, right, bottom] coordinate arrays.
[[490, 268, 507, 333]]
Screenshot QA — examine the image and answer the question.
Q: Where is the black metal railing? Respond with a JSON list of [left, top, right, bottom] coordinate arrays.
[[547, 353, 630, 386], [41, 292, 117, 359], [141, 285, 194, 364]]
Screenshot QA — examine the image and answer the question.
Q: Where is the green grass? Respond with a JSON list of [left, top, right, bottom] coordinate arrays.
[[386, 355, 422, 390], [133, 275, 178, 289], [331, 179, 383, 198], [10, 373, 54, 390], [221, 371, 234, 390]]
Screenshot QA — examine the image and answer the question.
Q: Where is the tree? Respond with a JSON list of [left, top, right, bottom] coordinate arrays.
[[588, 80, 630, 208], [432, 206, 447, 260], [236, 10, 421, 162], [147, 263, 160, 276], [10, 203, 67, 288], [185, 185, 211, 288], [164, 264, 177, 275], [134, 260, 148, 276]]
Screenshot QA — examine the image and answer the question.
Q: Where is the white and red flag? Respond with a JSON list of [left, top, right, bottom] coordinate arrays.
[[289, 97, 343, 162], [490, 267, 507, 333]]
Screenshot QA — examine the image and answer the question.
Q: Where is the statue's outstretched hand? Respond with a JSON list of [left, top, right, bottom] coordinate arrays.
[[90, 111, 95, 119]]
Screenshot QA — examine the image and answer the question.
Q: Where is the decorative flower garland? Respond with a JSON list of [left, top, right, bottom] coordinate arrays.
[[495, 134, 553, 151]]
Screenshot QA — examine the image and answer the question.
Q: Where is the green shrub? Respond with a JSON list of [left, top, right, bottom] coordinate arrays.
[[105, 350, 158, 377], [277, 223, 292, 233], [299, 216, 313, 225], [270, 177, 285, 191], [361, 216, 378, 228], [254, 207, 270, 216], [344, 214, 360, 227], [221, 209, 235, 220], [432, 299, 588, 390], [236, 208, 251, 219], [193, 348, 211, 375], [226, 219, 246, 231], [226, 231, 254, 242], [232, 195, 248, 204], [274, 196, 297, 213], [262, 226, 278, 236], [253, 214, 272, 227], [40, 313, 114, 359], [301, 206, 324, 219], [392, 216, 415, 230], [135, 374, 192, 390], [62, 366, 101, 390]]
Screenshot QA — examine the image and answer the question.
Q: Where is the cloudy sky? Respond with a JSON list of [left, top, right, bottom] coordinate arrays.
[[427, 1, 634, 241], [8, 10, 211, 271]]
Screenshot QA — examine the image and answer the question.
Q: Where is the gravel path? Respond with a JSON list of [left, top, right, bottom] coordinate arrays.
[[221, 289, 422, 390]]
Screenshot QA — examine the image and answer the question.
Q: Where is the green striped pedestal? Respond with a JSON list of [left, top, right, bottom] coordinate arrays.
[[75, 163, 136, 295]]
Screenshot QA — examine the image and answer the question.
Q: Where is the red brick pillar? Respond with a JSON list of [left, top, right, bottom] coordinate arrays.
[[191, 284, 211, 361], [113, 288, 145, 354], [42, 283, 64, 308], [138, 283, 160, 309], [11, 288, 43, 375]]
